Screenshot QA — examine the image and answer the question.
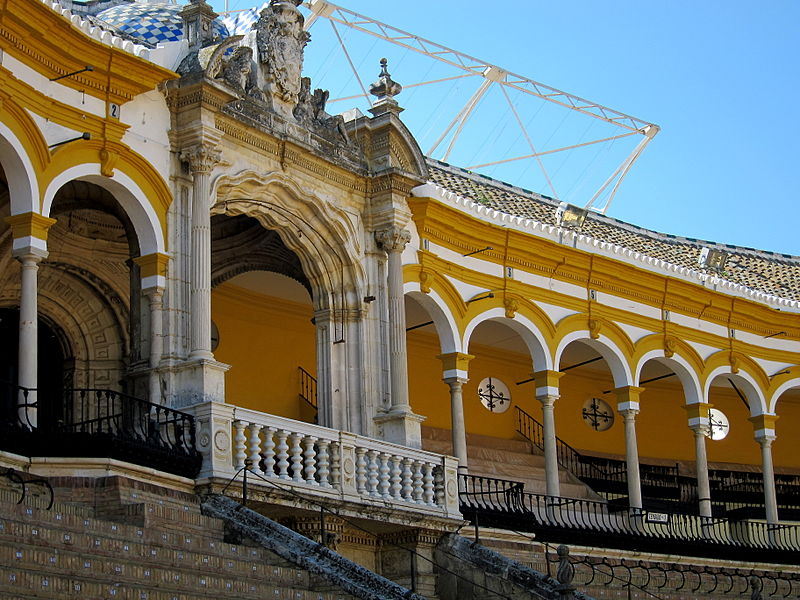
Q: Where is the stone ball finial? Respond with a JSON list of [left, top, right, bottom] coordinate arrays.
[[369, 57, 402, 99]]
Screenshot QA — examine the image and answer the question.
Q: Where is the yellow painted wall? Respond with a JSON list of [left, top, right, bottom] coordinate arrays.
[[211, 283, 316, 420]]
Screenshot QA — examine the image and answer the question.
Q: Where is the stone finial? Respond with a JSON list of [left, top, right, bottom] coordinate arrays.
[[369, 58, 402, 100]]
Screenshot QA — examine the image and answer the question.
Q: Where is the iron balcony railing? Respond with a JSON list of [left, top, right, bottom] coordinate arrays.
[[298, 366, 318, 423], [0, 381, 201, 479], [458, 473, 800, 563]]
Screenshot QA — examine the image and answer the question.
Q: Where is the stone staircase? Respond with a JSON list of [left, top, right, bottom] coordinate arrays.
[[421, 427, 598, 499], [0, 474, 358, 600]]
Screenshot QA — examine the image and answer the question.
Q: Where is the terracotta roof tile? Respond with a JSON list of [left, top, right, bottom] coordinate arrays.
[[426, 159, 800, 302]]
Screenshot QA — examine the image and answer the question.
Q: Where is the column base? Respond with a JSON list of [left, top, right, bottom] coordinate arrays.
[[166, 358, 231, 408], [374, 406, 426, 449]]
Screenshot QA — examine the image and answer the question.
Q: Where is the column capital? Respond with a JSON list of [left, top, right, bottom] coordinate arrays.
[[437, 352, 474, 381], [180, 142, 222, 174], [375, 226, 411, 253], [5, 212, 57, 257], [684, 401, 711, 430], [134, 252, 169, 291], [533, 369, 563, 398], [750, 413, 778, 441], [613, 385, 644, 413]]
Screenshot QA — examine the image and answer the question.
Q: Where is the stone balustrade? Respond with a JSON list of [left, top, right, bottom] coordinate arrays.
[[189, 403, 461, 520]]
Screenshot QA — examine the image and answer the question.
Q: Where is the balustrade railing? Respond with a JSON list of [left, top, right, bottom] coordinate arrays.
[[226, 407, 460, 518]]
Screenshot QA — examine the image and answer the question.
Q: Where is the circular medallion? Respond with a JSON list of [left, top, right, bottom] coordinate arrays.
[[214, 429, 230, 452], [581, 398, 614, 431], [708, 408, 730, 440], [477, 377, 511, 413]]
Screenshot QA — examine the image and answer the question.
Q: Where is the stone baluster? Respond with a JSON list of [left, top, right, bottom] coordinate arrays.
[[289, 433, 303, 482], [330, 442, 341, 488], [303, 435, 318, 485], [401, 457, 414, 502], [367, 449, 380, 497], [412, 461, 425, 504], [262, 427, 276, 476], [247, 423, 262, 474], [422, 463, 435, 505], [379, 453, 391, 499], [355, 447, 367, 494], [275, 430, 290, 479], [317, 439, 331, 488], [390, 456, 402, 499], [233, 420, 247, 470]]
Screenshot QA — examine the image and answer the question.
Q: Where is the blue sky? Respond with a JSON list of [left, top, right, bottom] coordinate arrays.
[[214, 1, 799, 256]]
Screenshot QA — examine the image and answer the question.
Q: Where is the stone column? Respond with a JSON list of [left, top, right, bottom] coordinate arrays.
[[134, 253, 169, 404], [4, 213, 56, 429], [438, 352, 474, 477], [534, 370, 564, 498], [373, 227, 424, 448], [181, 143, 220, 361], [614, 386, 644, 512], [172, 144, 230, 406], [686, 401, 713, 518], [751, 414, 779, 525]]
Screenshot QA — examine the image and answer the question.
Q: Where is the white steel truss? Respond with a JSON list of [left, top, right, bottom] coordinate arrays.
[[301, 0, 659, 213]]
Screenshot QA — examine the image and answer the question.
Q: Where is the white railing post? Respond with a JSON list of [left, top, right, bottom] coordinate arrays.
[[187, 401, 236, 481], [442, 455, 461, 519], [338, 432, 358, 498]]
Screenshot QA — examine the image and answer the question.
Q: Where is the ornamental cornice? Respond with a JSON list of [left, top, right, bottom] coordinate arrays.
[[414, 183, 800, 311], [409, 196, 800, 341], [0, 0, 176, 105]]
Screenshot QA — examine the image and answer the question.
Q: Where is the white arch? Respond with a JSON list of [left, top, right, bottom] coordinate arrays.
[[634, 349, 702, 405], [555, 331, 632, 388], [769, 377, 800, 414], [704, 366, 767, 416], [463, 307, 552, 372], [403, 284, 460, 355], [42, 166, 164, 255], [0, 121, 39, 215]]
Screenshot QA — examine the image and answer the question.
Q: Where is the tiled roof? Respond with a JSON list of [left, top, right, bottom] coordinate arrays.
[[426, 159, 800, 302]]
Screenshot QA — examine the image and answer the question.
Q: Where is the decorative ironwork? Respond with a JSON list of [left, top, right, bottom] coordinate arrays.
[[298, 366, 318, 423], [0, 380, 201, 479], [581, 397, 613, 431], [1, 468, 54, 509], [478, 377, 511, 413], [458, 473, 800, 562]]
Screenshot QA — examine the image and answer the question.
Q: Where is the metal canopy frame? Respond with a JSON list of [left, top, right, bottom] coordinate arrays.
[[302, 0, 659, 214]]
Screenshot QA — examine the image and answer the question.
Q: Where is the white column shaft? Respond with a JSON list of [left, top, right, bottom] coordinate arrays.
[[693, 428, 712, 517], [759, 437, 779, 524], [385, 246, 408, 409], [539, 394, 560, 497], [18, 254, 42, 427], [190, 169, 212, 359], [446, 378, 468, 474], [622, 410, 642, 510]]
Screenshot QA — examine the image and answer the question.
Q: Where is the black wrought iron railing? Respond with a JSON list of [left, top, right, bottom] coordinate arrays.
[[298, 366, 318, 423], [516, 406, 694, 505], [458, 473, 800, 563], [0, 381, 201, 479]]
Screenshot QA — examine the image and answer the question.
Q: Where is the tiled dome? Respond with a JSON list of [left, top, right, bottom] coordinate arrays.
[[97, 2, 229, 46]]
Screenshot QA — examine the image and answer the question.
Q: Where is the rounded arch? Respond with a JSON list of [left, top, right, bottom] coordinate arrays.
[[403, 264, 467, 325], [633, 348, 703, 405], [0, 119, 41, 215], [403, 285, 460, 355], [703, 362, 768, 416], [768, 366, 800, 413], [463, 307, 552, 372], [42, 165, 164, 255], [554, 328, 633, 388], [213, 170, 365, 312]]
